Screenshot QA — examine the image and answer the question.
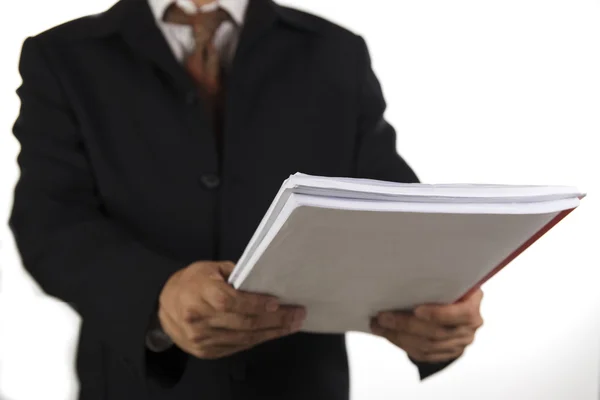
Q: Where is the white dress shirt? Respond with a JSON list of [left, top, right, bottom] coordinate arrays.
[[148, 0, 249, 68], [145, 0, 249, 352]]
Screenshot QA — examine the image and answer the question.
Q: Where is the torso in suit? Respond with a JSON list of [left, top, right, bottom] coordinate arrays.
[[10, 0, 446, 399]]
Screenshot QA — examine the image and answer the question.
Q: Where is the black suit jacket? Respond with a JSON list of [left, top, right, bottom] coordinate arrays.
[[10, 0, 452, 399]]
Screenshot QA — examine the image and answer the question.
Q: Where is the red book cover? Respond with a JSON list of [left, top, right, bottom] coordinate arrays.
[[457, 206, 578, 302]]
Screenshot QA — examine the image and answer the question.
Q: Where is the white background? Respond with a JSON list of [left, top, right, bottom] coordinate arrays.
[[1, 0, 599, 399]]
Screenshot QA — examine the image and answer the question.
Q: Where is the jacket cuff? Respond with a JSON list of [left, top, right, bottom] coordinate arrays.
[[146, 312, 175, 353]]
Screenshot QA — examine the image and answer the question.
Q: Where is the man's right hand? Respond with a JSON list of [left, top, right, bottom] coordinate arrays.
[[158, 261, 306, 359]]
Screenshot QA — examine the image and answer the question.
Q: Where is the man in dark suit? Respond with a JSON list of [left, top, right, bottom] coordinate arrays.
[[9, 0, 484, 399]]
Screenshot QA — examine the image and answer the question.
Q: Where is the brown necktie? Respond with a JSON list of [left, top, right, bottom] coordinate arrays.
[[164, 5, 231, 161]]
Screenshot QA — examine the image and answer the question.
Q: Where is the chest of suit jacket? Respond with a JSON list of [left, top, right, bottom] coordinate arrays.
[[45, 23, 362, 265]]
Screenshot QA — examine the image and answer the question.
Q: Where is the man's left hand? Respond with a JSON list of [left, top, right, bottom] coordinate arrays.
[[371, 289, 484, 363]]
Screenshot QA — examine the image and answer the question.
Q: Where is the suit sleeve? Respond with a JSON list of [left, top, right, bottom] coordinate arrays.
[[353, 36, 419, 184], [353, 35, 456, 380], [10, 37, 187, 388]]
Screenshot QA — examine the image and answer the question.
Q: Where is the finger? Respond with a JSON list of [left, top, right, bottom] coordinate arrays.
[[170, 264, 230, 316], [396, 333, 474, 355], [159, 306, 210, 356], [464, 288, 484, 303], [177, 292, 214, 324], [414, 302, 477, 326], [371, 318, 406, 343], [190, 318, 302, 359], [415, 289, 484, 326], [215, 261, 236, 280], [375, 313, 471, 341], [193, 261, 235, 284], [208, 307, 305, 331], [198, 261, 236, 282], [371, 321, 471, 365], [191, 343, 242, 360], [409, 348, 465, 363], [231, 289, 283, 315], [207, 324, 300, 348], [371, 320, 472, 361], [203, 281, 281, 315]]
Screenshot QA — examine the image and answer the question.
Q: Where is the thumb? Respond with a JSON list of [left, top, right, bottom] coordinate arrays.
[[213, 261, 236, 281]]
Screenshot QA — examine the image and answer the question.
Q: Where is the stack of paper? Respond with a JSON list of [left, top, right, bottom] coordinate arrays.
[[229, 173, 585, 334]]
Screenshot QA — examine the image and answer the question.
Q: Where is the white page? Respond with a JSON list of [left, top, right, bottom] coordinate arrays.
[[229, 175, 583, 284], [234, 197, 568, 333], [288, 173, 584, 200]]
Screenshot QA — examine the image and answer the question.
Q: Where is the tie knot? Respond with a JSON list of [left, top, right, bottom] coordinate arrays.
[[163, 4, 231, 39]]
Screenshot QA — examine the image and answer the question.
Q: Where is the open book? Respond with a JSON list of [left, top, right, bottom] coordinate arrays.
[[229, 173, 585, 334]]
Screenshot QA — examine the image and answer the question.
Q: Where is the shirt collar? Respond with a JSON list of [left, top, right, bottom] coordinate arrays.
[[147, 0, 249, 26]]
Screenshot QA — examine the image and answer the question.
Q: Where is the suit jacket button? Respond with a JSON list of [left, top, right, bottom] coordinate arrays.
[[200, 174, 221, 190]]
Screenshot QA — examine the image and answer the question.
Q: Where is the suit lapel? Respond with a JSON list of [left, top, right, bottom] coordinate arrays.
[[223, 0, 321, 162], [112, 0, 220, 174], [118, 0, 194, 97], [101, 0, 322, 176]]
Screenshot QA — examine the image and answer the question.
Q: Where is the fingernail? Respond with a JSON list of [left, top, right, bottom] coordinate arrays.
[[378, 313, 394, 328], [266, 299, 279, 312]]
